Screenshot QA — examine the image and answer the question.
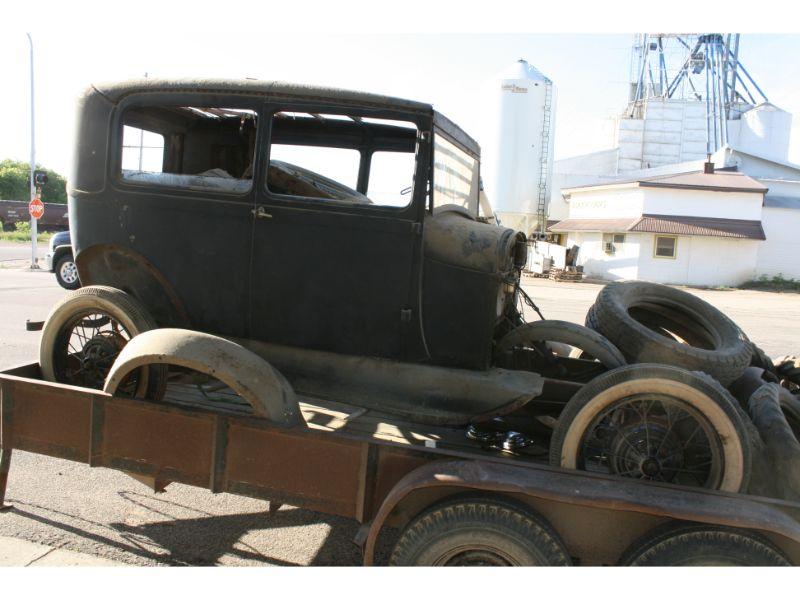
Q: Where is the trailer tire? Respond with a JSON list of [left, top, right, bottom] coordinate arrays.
[[40, 285, 167, 399], [389, 497, 571, 566], [550, 364, 751, 492], [587, 281, 751, 385], [619, 522, 791, 566]]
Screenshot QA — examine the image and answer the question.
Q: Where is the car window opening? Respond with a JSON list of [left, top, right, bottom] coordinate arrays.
[[267, 112, 418, 208], [121, 106, 258, 193]]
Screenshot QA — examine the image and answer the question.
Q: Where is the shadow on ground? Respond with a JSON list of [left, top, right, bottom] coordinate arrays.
[[5, 491, 397, 566]]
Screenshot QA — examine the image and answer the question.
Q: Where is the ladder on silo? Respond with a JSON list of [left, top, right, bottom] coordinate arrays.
[[535, 82, 553, 237]]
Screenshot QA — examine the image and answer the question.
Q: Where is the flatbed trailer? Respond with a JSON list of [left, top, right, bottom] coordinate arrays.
[[2, 362, 800, 566]]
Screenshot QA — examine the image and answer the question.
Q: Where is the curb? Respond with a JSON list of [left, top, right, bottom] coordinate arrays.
[[0, 535, 124, 566]]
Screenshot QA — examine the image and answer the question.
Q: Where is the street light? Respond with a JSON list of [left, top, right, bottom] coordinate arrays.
[[27, 32, 39, 270]]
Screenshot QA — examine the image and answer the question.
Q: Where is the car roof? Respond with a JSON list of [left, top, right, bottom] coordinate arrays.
[[89, 78, 433, 113]]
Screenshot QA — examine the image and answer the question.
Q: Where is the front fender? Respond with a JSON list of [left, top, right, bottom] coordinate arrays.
[[104, 328, 304, 428]]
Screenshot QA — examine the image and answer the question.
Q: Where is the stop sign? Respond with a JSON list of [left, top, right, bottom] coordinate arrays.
[[29, 198, 44, 220]]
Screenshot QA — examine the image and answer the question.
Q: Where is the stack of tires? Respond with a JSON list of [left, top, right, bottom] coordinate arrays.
[[546, 280, 800, 497]]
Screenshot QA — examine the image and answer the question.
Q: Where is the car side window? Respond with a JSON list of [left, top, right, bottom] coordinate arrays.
[[120, 106, 257, 194], [266, 111, 418, 208]]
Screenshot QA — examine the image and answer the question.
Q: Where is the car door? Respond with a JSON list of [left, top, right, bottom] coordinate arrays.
[[106, 96, 260, 338], [248, 104, 430, 360]]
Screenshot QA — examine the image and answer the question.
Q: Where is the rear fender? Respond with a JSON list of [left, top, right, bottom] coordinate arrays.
[[75, 243, 189, 328]]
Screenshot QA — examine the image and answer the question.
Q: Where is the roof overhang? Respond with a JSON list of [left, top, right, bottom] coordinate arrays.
[[549, 214, 766, 241]]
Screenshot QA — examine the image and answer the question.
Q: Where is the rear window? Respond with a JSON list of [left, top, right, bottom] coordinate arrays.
[[120, 106, 257, 193]]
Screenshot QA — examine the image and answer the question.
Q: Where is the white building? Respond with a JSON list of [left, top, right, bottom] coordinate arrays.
[[547, 103, 800, 285], [551, 167, 769, 286]]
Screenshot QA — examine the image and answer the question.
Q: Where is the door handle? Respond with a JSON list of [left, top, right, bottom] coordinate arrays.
[[252, 206, 273, 219]]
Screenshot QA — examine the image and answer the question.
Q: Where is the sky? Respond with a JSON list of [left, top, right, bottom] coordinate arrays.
[[2, 31, 799, 178]]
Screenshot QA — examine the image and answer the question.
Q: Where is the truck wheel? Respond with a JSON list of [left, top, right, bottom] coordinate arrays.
[[495, 320, 626, 381], [40, 285, 167, 399], [550, 364, 751, 492], [54, 253, 81, 290], [619, 522, 791, 566], [389, 497, 570, 566], [587, 281, 751, 385]]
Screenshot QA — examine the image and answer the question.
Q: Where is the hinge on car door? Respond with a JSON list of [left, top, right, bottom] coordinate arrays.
[[400, 308, 412, 323], [412, 222, 422, 235]]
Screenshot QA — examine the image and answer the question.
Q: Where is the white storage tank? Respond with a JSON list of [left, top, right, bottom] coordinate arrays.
[[480, 59, 556, 236], [736, 103, 792, 161]]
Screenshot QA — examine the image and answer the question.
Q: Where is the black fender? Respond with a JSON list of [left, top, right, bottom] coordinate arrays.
[[75, 243, 190, 328]]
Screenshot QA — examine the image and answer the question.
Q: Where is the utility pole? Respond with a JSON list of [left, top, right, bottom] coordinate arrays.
[[27, 32, 39, 270]]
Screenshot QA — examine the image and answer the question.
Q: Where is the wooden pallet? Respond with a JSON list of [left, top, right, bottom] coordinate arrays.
[[548, 268, 583, 282]]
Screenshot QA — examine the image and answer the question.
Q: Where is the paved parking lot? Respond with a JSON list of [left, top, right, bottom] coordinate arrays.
[[0, 265, 798, 565]]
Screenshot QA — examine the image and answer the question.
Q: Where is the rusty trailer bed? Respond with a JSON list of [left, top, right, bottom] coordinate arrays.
[[3, 362, 800, 565]]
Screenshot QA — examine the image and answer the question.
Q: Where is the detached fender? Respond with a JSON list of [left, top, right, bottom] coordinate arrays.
[[104, 328, 304, 428], [361, 459, 800, 565]]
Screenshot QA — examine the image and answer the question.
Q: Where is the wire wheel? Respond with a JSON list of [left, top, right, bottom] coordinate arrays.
[[550, 364, 750, 492], [578, 393, 724, 487], [40, 286, 167, 400], [52, 309, 142, 396]]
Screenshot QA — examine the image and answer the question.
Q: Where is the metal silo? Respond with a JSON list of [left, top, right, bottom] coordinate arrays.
[[481, 59, 556, 238]]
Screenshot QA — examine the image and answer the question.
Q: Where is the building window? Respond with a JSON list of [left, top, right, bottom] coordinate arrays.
[[602, 233, 625, 254], [654, 235, 677, 259]]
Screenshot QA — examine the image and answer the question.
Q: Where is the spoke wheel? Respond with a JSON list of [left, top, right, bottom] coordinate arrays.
[[40, 286, 167, 400], [578, 393, 723, 488], [52, 309, 141, 395], [550, 364, 750, 492]]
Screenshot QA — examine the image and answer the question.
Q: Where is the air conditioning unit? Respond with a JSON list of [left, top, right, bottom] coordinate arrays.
[[604, 242, 615, 254]]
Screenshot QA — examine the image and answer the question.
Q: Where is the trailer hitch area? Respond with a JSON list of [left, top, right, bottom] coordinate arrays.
[[25, 319, 44, 332]]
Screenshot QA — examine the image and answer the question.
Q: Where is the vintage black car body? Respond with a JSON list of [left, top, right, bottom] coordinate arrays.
[[69, 79, 526, 372]]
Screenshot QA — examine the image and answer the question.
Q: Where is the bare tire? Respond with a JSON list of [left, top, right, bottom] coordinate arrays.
[[779, 391, 800, 440], [587, 281, 751, 385], [54, 253, 81, 290], [40, 285, 167, 399], [389, 497, 571, 566], [496, 320, 625, 382], [549, 364, 751, 492], [619, 522, 791, 566]]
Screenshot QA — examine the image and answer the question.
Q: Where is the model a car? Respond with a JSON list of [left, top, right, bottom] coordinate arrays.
[[45, 230, 80, 290], [38, 79, 771, 495]]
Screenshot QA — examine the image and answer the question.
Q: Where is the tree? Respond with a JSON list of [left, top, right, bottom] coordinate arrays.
[[0, 159, 67, 203]]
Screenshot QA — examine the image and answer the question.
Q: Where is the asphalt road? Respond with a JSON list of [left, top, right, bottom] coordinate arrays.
[[0, 241, 47, 265], [0, 266, 798, 565]]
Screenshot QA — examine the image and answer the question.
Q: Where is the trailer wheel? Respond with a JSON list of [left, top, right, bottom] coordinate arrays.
[[40, 285, 167, 399], [389, 497, 571, 566], [550, 364, 751, 492], [619, 522, 791, 566]]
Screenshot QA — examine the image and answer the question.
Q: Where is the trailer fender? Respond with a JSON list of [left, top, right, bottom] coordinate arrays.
[[103, 328, 304, 428], [361, 459, 800, 565]]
